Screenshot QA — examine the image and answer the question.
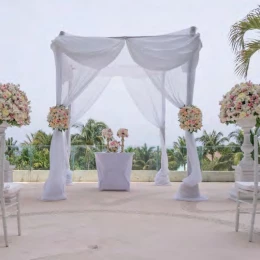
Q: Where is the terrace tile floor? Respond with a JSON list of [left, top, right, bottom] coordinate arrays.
[[1, 182, 260, 259]]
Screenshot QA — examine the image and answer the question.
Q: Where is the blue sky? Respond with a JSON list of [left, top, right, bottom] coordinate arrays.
[[0, 0, 260, 147]]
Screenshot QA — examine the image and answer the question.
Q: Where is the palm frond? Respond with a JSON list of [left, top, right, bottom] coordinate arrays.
[[229, 6, 260, 77], [72, 122, 84, 130], [229, 6, 260, 52], [234, 39, 260, 77]]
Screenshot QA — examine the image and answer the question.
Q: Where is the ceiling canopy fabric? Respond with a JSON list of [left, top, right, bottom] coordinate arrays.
[[51, 27, 202, 72]]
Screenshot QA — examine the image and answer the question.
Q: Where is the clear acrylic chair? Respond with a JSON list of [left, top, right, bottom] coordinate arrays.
[[235, 135, 260, 242]]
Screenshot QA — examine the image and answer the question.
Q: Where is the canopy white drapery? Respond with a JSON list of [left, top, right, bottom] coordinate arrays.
[[41, 27, 206, 201]]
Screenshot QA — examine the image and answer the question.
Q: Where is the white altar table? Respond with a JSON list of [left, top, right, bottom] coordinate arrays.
[[95, 152, 134, 191]]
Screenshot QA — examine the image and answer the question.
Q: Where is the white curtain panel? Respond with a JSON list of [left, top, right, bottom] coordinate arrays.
[[123, 74, 170, 185], [42, 27, 203, 201]]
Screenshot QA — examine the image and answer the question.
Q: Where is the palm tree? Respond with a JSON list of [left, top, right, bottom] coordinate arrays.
[[32, 130, 52, 147], [124, 146, 136, 153], [209, 144, 243, 171], [72, 119, 108, 170], [15, 146, 35, 170], [19, 130, 53, 170], [196, 130, 229, 161], [173, 136, 187, 170], [22, 130, 52, 147], [5, 137, 19, 165], [133, 144, 156, 170], [197, 146, 204, 168], [31, 147, 50, 169], [72, 119, 108, 147], [228, 129, 244, 146], [22, 133, 35, 145], [70, 145, 98, 170], [167, 148, 180, 171], [229, 6, 260, 77]]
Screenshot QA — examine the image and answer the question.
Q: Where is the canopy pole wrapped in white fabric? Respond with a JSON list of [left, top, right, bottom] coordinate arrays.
[[42, 46, 67, 201], [65, 104, 73, 186], [174, 27, 207, 201], [42, 27, 203, 201]]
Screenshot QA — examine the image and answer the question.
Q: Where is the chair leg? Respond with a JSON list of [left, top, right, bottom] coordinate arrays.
[[0, 199, 8, 247], [235, 192, 240, 232], [249, 194, 258, 242], [16, 193, 21, 236]]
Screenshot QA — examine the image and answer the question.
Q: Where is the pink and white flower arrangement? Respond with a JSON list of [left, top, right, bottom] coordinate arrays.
[[219, 82, 260, 125], [102, 128, 113, 139], [178, 105, 202, 133], [109, 140, 120, 152], [117, 128, 129, 138], [47, 105, 69, 131], [0, 83, 31, 126]]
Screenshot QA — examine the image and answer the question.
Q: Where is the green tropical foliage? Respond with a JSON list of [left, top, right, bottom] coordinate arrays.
[[72, 119, 107, 146], [22, 133, 35, 145], [32, 130, 52, 147], [5, 137, 19, 165], [71, 119, 108, 170], [198, 129, 244, 171], [167, 148, 180, 170], [196, 130, 229, 161], [173, 136, 187, 170], [5, 123, 259, 172], [228, 129, 244, 147], [132, 144, 156, 170], [15, 130, 53, 170], [15, 146, 33, 170]]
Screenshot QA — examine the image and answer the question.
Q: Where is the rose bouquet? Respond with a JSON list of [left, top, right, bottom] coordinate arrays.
[[102, 128, 113, 152], [102, 128, 113, 139], [117, 128, 128, 152], [178, 105, 202, 133], [117, 128, 129, 138], [219, 82, 260, 125], [47, 105, 69, 131], [0, 83, 31, 126], [109, 140, 120, 153]]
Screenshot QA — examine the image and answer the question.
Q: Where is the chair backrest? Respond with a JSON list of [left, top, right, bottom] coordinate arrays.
[[253, 135, 259, 193]]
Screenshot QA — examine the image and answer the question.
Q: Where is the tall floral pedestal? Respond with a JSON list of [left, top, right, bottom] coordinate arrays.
[[0, 122, 8, 135], [0, 123, 8, 185], [4, 159, 14, 182], [229, 117, 260, 199]]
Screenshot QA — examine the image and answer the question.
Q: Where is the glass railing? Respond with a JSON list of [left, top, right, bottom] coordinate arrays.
[[4, 144, 244, 171]]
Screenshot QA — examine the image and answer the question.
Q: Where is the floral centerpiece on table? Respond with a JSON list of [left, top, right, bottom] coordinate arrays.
[[109, 140, 120, 153], [102, 128, 113, 152], [0, 83, 31, 126], [47, 105, 69, 131], [219, 81, 260, 125], [178, 105, 202, 133], [117, 128, 128, 152]]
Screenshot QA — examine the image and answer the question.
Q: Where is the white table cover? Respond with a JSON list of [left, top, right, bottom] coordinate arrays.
[[95, 152, 134, 191]]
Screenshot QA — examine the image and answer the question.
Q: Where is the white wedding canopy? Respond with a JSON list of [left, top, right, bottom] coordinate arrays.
[[41, 27, 207, 202]]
